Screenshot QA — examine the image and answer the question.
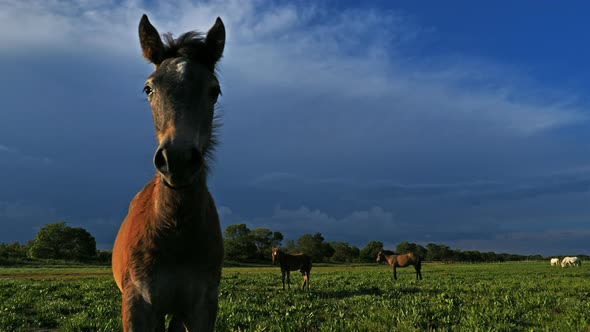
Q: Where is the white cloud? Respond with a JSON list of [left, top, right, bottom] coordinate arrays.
[[0, 0, 137, 54], [0, 0, 585, 138], [221, 202, 590, 254], [225, 205, 399, 244]]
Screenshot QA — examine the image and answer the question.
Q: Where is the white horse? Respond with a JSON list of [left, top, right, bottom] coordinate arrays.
[[561, 256, 582, 267], [550, 258, 560, 266]]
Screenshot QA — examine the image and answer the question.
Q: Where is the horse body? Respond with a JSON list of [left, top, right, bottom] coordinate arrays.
[[376, 251, 422, 280], [113, 178, 223, 331], [271, 248, 312, 290], [561, 256, 582, 267], [112, 14, 226, 331], [550, 258, 560, 266]]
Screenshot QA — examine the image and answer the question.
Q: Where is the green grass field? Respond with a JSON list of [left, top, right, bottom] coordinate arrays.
[[0, 262, 589, 331]]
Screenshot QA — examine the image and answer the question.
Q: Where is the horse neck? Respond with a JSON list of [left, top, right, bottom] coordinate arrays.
[[278, 251, 293, 266], [153, 174, 209, 223], [383, 253, 396, 265]]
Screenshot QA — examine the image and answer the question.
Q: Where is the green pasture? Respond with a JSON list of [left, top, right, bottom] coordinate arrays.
[[0, 262, 588, 331]]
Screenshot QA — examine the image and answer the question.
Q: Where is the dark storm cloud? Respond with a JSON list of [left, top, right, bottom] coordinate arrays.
[[0, 1, 589, 255]]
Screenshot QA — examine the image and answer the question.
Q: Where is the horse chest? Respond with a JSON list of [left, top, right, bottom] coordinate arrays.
[[134, 265, 219, 309], [147, 219, 222, 266], [131, 224, 222, 307]]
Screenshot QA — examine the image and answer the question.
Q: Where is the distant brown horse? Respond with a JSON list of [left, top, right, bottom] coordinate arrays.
[[376, 251, 422, 280], [272, 248, 312, 291], [112, 14, 226, 331]]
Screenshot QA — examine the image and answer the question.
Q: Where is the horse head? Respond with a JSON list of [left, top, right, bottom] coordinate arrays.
[[139, 15, 225, 190], [272, 247, 281, 265]]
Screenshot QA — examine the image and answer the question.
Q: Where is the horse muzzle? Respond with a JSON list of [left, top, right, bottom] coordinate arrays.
[[154, 144, 203, 189]]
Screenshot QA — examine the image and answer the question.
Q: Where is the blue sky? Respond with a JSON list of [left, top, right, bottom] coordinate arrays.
[[1, 0, 589, 255]]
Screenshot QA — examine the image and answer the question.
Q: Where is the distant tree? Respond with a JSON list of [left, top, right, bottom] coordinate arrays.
[[296, 233, 329, 262], [224, 224, 250, 239], [96, 250, 112, 264], [296, 233, 316, 255], [251, 228, 273, 260], [416, 244, 427, 258], [250, 228, 284, 261], [28, 222, 96, 260], [350, 246, 360, 262], [321, 242, 335, 261], [396, 241, 415, 254], [283, 240, 297, 253], [0, 242, 29, 264], [396, 242, 428, 259], [495, 253, 506, 262], [64, 227, 97, 260], [271, 231, 284, 247], [359, 241, 383, 263], [297, 233, 324, 262], [223, 224, 283, 262], [331, 242, 355, 262], [29, 222, 68, 259], [502, 253, 523, 262], [425, 243, 452, 261], [223, 224, 256, 261], [483, 252, 498, 262], [461, 250, 481, 262]]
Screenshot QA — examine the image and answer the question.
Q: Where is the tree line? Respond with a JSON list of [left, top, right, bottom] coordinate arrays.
[[1, 222, 587, 265], [0, 222, 109, 265], [222, 224, 586, 263]]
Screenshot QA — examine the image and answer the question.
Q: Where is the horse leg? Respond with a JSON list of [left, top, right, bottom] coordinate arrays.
[[182, 283, 220, 332], [287, 271, 291, 289], [121, 284, 161, 332], [167, 315, 185, 332], [281, 271, 286, 290], [301, 271, 308, 291]]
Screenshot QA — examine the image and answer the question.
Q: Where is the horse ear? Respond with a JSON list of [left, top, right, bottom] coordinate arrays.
[[205, 17, 225, 65], [139, 14, 165, 65]]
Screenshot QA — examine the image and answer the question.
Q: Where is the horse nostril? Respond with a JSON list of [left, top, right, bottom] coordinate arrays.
[[154, 148, 168, 174], [154, 146, 202, 178]]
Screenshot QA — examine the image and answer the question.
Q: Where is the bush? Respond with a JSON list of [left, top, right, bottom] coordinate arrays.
[[28, 222, 96, 261]]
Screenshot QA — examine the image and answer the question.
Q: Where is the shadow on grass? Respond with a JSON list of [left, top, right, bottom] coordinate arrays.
[[312, 287, 383, 299]]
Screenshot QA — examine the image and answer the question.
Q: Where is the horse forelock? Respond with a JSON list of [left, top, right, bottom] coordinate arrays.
[[162, 31, 221, 73]]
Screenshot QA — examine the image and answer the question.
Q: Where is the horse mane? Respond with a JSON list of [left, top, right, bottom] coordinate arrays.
[[161, 31, 223, 173], [203, 110, 222, 173]]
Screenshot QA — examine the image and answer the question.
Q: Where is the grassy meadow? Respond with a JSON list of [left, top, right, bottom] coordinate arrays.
[[0, 262, 589, 331]]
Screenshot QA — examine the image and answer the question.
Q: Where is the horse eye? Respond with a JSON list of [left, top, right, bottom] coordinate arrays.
[[143, 85, 153, 97]]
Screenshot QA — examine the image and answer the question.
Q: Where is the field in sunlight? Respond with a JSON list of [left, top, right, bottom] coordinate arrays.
[[0, 262, 589, 331]]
